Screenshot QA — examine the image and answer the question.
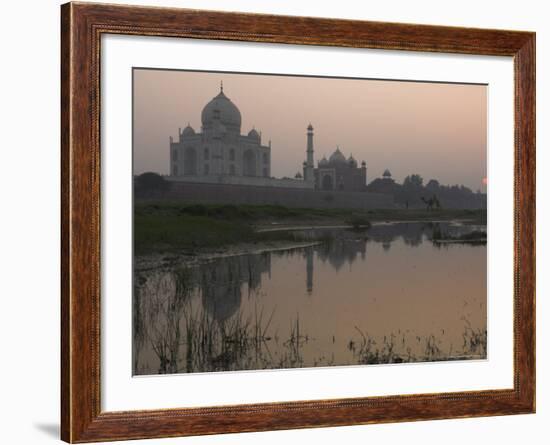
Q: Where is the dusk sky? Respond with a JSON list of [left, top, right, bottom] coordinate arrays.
[[133, 69, 487, 191]]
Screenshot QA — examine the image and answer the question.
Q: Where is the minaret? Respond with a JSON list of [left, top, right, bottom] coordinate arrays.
[[361, 161, 367, 188], [304, 123, 315, 183]]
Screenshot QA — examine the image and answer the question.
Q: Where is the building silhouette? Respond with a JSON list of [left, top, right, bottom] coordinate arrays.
[[169, 84, 368, 192], [170, 82, 273, 180], [313, 144, 367, 192]]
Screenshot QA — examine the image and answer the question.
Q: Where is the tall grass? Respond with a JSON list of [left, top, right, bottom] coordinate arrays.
[[349, 323, 487, 365], [134, 267, 487, 374]]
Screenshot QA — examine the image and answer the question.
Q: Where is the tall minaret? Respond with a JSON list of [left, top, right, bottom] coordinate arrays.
[[303, 123, 315, 183]]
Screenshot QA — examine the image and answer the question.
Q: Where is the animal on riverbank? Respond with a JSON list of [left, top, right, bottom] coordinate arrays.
[[421, 195, 441, 211]]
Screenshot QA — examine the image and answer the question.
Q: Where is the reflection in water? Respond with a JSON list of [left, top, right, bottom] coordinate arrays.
[[305, 247, 313, 294], [200, 253, 271, 321], [133, 222, 487, 375], [316, 238, 366, 271]]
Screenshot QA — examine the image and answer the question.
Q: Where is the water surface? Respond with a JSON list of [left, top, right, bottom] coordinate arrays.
[[133, 222, 486, 375]]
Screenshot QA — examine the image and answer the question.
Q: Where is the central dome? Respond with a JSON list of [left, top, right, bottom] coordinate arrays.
[[329, 147, 346, 164], [201, 88, 242, 130]]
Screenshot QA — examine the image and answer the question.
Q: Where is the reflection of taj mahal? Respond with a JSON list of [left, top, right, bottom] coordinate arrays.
[[169, 84, 367, 192], [197, 240, 368, 321]]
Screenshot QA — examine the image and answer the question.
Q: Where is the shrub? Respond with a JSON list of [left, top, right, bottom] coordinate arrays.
[[135, 172, 171, 194], [346, 216, 371, 231]]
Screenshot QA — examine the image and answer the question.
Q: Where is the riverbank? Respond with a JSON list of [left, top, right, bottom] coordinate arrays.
[[135, 202, 486, 254], [135, 240, 322, 272]]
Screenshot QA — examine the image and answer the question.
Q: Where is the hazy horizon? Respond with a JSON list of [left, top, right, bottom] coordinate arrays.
[[133, 69, 487, 192]]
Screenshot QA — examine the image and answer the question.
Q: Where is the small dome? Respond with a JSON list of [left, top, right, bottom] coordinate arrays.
[[307, 123, 314, 131], [295, 172, 303, 179], [383, 169, 392, 178], [182, 124, 195, 137], [201, 86, 241, 130], [248, 128, 260, 140], [348, 154, 357, 167], [329, 147, 346, 164], [318, 156, 328, 167]]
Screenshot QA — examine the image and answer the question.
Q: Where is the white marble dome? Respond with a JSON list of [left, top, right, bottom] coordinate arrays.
[[201, 89, 242, 129], [171, 84, 272, 181]]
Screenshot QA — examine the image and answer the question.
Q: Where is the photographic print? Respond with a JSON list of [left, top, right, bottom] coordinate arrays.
[[132, 69, 487, 376], [61, 6, 535, 440]]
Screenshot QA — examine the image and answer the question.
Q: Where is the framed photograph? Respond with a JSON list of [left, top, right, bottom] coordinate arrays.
[[61, 2, 535, 442]]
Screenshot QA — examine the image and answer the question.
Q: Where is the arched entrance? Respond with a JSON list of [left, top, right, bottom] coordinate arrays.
[[322, 174, 333, 190], [243, 149, 257, 176], [184, 147, 197, 175]]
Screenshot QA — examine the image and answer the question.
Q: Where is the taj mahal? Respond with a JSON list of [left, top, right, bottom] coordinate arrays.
[[169, 84, 368, 192]]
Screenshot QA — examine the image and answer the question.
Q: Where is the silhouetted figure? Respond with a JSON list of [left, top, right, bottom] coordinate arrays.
[[420, 195, 441, 211]]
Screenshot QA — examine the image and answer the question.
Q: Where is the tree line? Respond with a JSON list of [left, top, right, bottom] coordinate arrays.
[[366, 174, 486, 209]]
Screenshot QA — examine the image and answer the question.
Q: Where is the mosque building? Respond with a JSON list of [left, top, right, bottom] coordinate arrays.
[[169, 84, 368, 191], [312, 145, 367, 192]]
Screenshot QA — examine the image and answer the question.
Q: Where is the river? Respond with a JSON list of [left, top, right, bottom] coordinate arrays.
[[133, 221, 486, 375]]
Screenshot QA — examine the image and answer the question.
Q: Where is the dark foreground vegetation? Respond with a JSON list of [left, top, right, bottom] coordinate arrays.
[[135, 202, 487, 253]]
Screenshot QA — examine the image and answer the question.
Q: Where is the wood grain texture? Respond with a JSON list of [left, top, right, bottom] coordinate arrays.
[[60, 2, 536, 442]]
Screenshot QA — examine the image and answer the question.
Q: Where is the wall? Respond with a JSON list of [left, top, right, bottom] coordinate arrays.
[[166, 173, 314, 189], [146, 181, 394, 209], [1, 1, 547, 445]]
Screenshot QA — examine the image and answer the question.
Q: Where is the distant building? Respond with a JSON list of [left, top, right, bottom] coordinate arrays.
[[169, 84, 367, 192], [312, 143, 367, 191], [366, 169, 397, 194], [170, 83, 271, 179], [169, 83, 310, 189]]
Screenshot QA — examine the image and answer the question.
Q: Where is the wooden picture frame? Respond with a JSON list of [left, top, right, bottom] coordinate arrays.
[[61, 2, 535, 442]]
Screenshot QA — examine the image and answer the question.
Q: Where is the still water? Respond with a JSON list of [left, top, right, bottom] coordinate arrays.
[[133, 222, 486, 375]]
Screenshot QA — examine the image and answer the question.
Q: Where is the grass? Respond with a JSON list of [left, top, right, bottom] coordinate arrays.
[[350, 324, 487, 365], [137, 201, 487, 222], [134, 266, 487, 374], [134, 202, 487, 253], [134, 211, 313, 254], [136, 202, 310, 220], [134, 268, 305, 374], [137, 289, 487, 373], [134, 214, 254, 253]]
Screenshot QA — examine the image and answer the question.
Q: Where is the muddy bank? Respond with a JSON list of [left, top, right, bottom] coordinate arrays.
[[135, 240, 322, 272], [254, 218, 482, 233]]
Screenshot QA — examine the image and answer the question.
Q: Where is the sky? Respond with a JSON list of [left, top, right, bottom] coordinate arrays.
[[133, 69, 487, 191]]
